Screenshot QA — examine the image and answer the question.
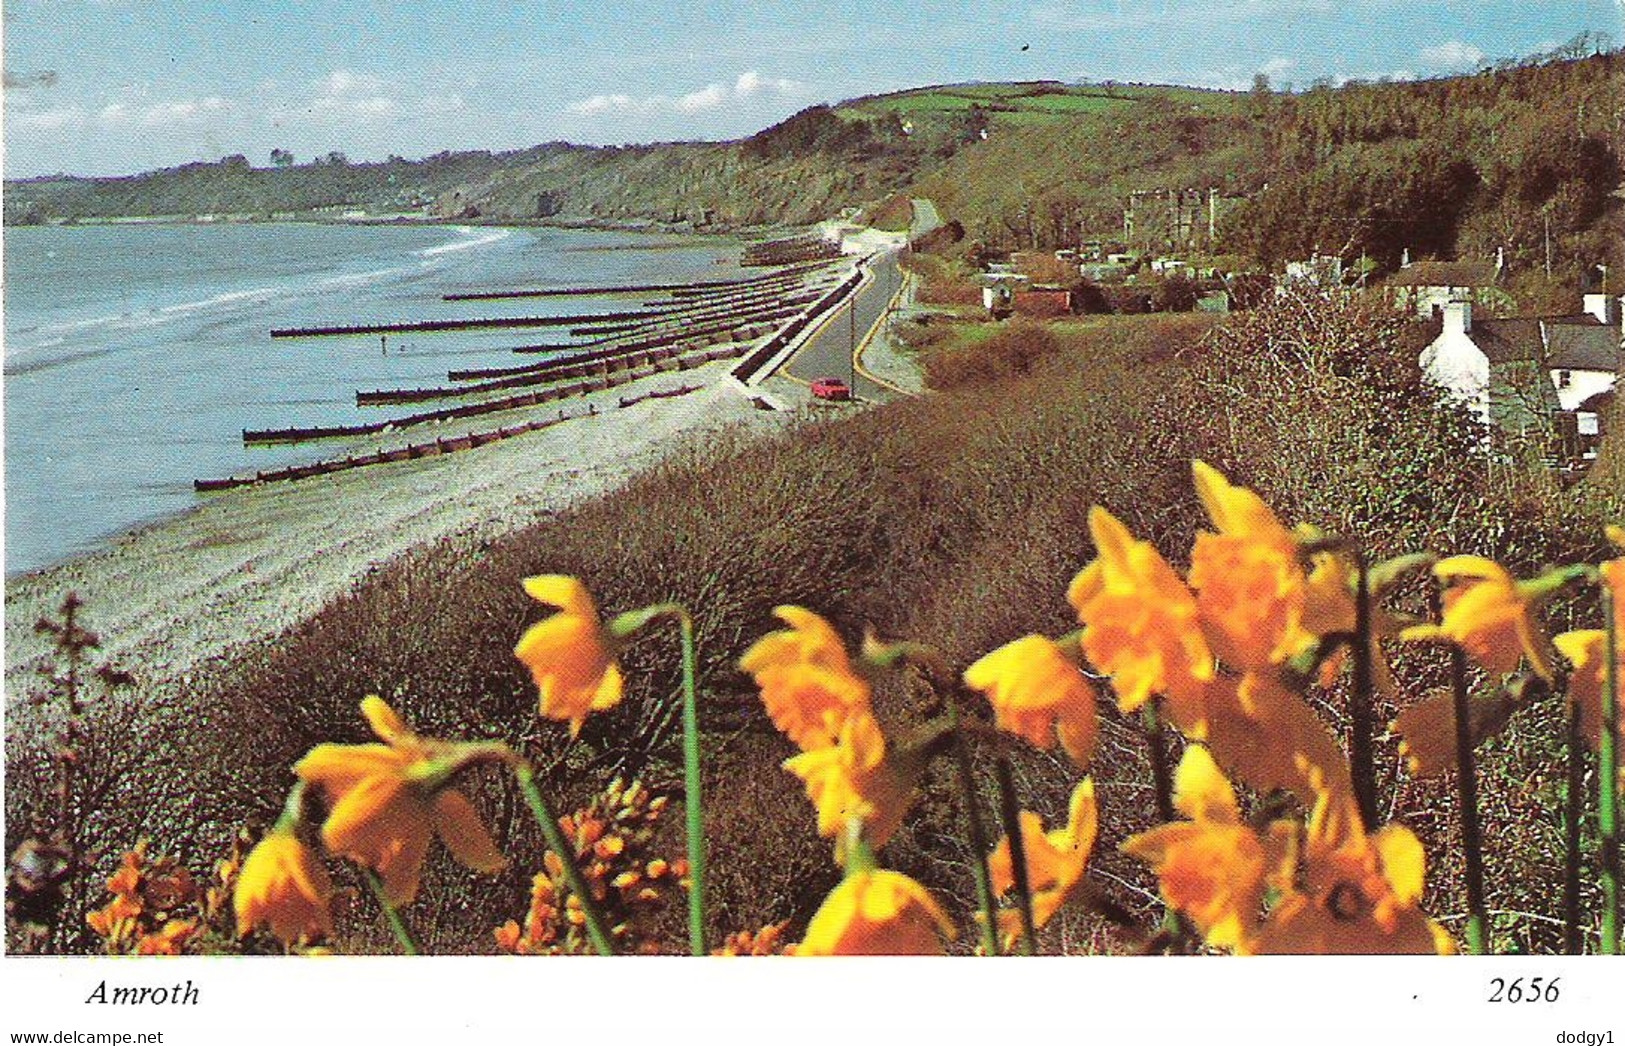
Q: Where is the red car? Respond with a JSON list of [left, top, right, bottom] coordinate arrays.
[[810, 377, 852, 401]]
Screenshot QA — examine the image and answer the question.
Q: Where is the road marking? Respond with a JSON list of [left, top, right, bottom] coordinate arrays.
[[779, 263, 876, 388], [852, 267, 917, 397]]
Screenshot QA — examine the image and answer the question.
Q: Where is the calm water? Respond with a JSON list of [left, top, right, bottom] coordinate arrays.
[[3, 222, 745, 576]]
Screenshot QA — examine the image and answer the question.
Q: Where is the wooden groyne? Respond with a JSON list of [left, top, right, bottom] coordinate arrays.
[[442, 258, 841, 303], [355, 317, 774, 406], [269, 306, 683, 339], [742, 235, 842, 267], [203, 383, 707, 491], [244, 342, 748, 445]]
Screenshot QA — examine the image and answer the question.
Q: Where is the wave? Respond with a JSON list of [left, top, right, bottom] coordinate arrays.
[[415, 226, 514, 258], [4, 343, 124, 377]]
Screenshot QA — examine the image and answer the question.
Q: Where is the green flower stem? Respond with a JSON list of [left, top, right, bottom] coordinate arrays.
[[1142, 701, 1175, 824], [1140, 700, 1186, 943], [361, 868, 418, 956], [1349, 549, 1379, 832], [674, 608, 708, 958], [513, 762, 616, 956], [947, 706, 1001, 956], [993, 756, 1037, 956], [611, 600, 709, 956], [1448, 637, 1488, 955], [1602, 586, 1619, 954], [1563, 698, 1585, 954], [843, 821, 877, 873]]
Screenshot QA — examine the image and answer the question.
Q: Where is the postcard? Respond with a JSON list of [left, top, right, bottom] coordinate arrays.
[[4, 1, 1623, 1039]]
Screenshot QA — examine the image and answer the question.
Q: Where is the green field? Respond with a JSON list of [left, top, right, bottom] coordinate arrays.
[[846, 82, 1140, 117]]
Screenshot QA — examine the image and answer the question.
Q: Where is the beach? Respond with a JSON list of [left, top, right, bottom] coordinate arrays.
[[3, 360, 782, 731]]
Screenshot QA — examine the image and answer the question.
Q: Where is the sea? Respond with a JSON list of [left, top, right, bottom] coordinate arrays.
[[2, 221, 747, 577]]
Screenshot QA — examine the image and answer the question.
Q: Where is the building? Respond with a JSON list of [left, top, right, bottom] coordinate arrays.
[[1388, 255, 1511, 317], [981, 271, 1028, 318], [1282, 255, 1344, 289], [1419, 293, 1623, 459]]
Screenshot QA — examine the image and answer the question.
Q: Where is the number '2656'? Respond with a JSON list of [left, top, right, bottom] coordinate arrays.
[[1488, 977, 1561, 1003]]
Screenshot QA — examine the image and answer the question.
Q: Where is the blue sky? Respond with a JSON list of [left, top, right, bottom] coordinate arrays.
[[3, 0, 1621, 178]]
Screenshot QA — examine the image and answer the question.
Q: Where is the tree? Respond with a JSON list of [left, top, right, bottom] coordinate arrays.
[[1153, 272, 1200, 312], [1248, 73, 1275, 121], [269, 148, 294, 168]]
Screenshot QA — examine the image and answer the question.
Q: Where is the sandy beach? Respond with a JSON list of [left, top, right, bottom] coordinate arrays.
[[3, 360, 784, 732]]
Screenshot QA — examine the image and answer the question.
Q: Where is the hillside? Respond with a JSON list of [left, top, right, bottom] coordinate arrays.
[[6, 53, 1621, 280]]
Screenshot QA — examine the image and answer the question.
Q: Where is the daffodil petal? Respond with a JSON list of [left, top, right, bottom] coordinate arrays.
[[432, 790, 507, 873]]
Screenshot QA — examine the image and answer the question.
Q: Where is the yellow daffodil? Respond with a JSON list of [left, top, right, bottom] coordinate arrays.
[[796, 868, 955, 955], [988, 779, 1098, 946], [740, 606, 872, 751], [782, 711, 910, 849], [1253, 771, 1452, 955], [1122, 746, 1293, 952], [295, 696, 507, 905], [1069, 506, 1214, 732], [514, 575, 624, 735], [1202, 672, 1359, 820], [1603, 525, 1625, 631], [1188, 461, 1333, 670], [1389, 687, 1521, 778], [1554, 630, 1625, 788], [233, 825, 334, 945], [963, 635, 1098, 769], [1401, 556, 1555, 682]]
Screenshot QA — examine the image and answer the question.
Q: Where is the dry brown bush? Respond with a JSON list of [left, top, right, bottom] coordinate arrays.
[[15, 289, 1620, 953]]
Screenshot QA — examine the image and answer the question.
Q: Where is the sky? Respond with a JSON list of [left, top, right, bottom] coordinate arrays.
[[2, 0, 1622, 179]]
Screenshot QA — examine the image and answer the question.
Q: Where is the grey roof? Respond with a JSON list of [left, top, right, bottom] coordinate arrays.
[[1545, 319, 1621, 371], [1471, 318, 1543, 364], [1470, 315, 1620, 372], [1389, 260, 1500, 288]]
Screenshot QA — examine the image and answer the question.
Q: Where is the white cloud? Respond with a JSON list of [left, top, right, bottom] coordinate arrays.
[[567, 69, 804, 118], [418, 93, 467, 115], [1418, 40, 1486, 68], [1190, 56, 1294, 91], [1257, 57, 1295, 79], [734, 70, 799, 96], [287, 69, 398, 123], [675, 83, 729, 112], [10, 105, 87, 132], [92, 95, 229, 129]]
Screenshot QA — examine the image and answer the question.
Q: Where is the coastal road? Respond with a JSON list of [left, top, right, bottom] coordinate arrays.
[[782, 250, 907, 402]]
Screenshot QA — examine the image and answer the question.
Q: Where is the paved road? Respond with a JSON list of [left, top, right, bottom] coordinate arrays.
[[782, 250, 906, 402]]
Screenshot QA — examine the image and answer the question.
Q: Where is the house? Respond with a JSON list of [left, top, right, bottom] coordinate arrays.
[[981, 272, 1028, 319], [1079, 262, 1130, 283], [1388, 255, 1511, 317], [1419, 293, 1623, 458], [1282, 255, 1344, 288]]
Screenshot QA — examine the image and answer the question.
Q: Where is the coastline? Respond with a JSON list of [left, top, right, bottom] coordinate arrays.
[[3, 361, 785, 727], [3, 231, 909, 746]]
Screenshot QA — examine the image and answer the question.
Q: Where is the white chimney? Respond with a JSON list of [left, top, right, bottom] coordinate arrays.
[[1583, 292, 1620, 326], [1443, 299, 1472, 335]]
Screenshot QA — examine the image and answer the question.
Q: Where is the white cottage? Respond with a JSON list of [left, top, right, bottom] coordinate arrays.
[[1420, 293, 1623, 452], [1389, 257, 1508, 317]]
